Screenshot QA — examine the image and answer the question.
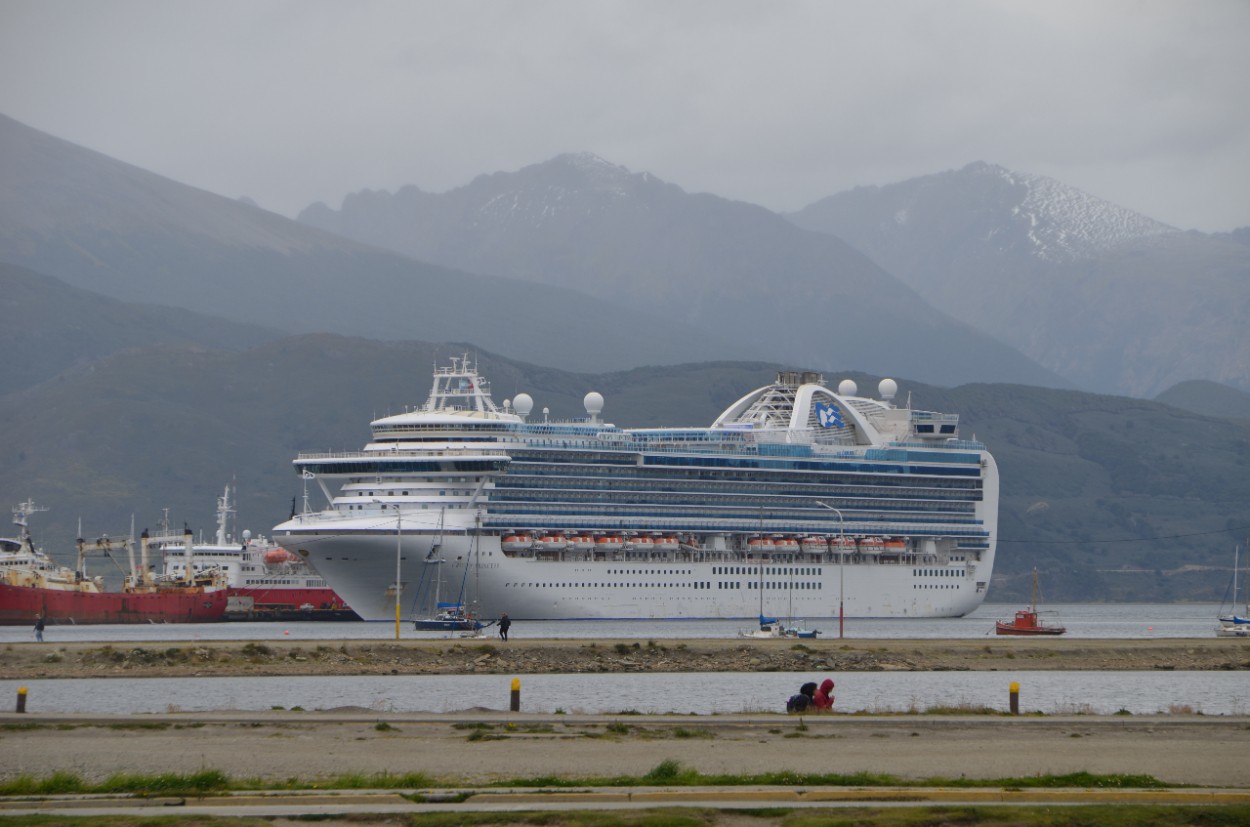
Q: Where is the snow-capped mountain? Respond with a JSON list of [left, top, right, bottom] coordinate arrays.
[[299, 154, 1069, 389], [789, 162, 1248, 397]]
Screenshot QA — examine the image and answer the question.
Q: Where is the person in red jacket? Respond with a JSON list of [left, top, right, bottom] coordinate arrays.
[[813, 678, 835, 711]]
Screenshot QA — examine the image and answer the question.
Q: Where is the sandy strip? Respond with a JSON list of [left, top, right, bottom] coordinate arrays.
[[2, 711, 1248, 788]]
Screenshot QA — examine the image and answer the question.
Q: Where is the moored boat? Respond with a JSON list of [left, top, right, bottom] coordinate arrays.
[[995, 569, 1065, 636], [0, 500, 228, 625], [152, 486, 355, 621]]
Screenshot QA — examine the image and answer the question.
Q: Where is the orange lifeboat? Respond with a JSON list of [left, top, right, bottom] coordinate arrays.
[[747, 537, 775, 555], [882, 538, 907, 555], [858, 536, 885, 554], [536, 534, 567, 551], [654, 536, 679, 552], [773, 537, 800, 554], [571, 535, 595, 551], [800, 536, 828, 553], [264, 548, 301, 565], [831, 535, 857, 554], [595, 534, 624, 551], [501, 534, 531, 552], [630, 536, 655, 553]]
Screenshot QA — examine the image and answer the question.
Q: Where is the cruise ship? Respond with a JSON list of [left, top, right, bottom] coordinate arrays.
[[271, 358, 999, 623]]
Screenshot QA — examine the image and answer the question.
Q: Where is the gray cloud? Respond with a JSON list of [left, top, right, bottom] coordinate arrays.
[[2, 0, 1247, 230]]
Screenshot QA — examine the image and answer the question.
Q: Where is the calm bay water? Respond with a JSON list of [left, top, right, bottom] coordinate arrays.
[[3, 671, 1246, 717], [4, 603, 1243, 717], [0, 602, 1231, 644]]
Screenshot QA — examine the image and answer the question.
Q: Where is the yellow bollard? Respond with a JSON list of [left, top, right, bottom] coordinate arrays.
[[510, 678, 521, 712], [16, 686, 27, 714], [1009, 681, 1020, 715]]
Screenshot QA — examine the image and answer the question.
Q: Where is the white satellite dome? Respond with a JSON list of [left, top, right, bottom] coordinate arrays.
[[242, 529, 252, 541], [584, 391, 605, 416], [878, 378, 898, 401], [837, 379, 858, 396], [513, 393, 534, 417]]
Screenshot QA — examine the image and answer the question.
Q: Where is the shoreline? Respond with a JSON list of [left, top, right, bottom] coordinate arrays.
[[3, 637, 1247, 679]]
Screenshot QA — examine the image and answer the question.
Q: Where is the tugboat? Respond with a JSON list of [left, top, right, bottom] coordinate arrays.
[[995, 569, 1066, 636]]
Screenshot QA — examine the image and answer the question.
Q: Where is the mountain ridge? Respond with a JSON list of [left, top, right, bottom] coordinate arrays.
[[296, 152, 1069, 390], [787, 161, 1249, 397]]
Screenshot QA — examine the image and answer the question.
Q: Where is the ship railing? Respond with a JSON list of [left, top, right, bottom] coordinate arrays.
[[295, 448, 506, 461]]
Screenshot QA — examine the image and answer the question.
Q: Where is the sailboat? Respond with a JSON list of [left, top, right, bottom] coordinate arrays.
[[995, 568, 1066, 636], [411, 513, 484, 632], [737, 546, 819, 639], [1217, 545, 1249, 636]]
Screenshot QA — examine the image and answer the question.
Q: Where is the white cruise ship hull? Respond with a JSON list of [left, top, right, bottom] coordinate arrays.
[[277, 519, 992, 622]]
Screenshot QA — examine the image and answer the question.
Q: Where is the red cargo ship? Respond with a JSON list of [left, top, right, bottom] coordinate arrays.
[[150, 486, 355, 621], [0, 500, 227, 625]]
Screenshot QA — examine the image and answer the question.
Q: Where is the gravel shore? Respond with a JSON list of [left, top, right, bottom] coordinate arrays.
[[3, 637, 1248, 680]]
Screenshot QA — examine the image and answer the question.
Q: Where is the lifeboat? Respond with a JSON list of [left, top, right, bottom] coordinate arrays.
[[500, 534, 531, 552], [800, 536, 828, 554], [654, 536, 679, 552], [629, 536, 655, 553], [773, 536, 800, 554], [831, 536, 857, 553], [263, 548, 301, 565], [746, 537, 775, 555], [535, 534, 568, 552], [858, 536, 885, 555], [882, 538, 907, 555], [571, 535, 595, 551], [595, 534, 624, 551]]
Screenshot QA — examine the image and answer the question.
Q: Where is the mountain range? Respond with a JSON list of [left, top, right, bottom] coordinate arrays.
[[787, 162, 1250, 397]]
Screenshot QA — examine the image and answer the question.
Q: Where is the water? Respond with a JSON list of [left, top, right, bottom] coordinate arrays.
[[3, 671, 1246, 717], [6, 603, 1241, 717], [0, 602, 1229, 644]]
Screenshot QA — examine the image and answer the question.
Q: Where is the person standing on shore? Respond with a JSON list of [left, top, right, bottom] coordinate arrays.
[[34, 616, 45, 643], [498, 613, 511, 641]]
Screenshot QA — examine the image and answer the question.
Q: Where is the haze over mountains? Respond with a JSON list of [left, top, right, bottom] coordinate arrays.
[[0, 114, 736, 374], [3, 112, 1249, 602], [788, 162, 1250, 398]]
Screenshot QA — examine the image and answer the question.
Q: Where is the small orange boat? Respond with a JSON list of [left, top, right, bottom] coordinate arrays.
[[995, 569, 1066, 636]]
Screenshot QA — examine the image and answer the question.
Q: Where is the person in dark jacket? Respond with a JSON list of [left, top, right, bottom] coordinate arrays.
[[813, 678, 835, 711], [34, 616, 45, 643], [498, 613, 511, 641]]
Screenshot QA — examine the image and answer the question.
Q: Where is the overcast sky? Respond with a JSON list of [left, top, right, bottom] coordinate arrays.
[[2, 0, 1248, 231]]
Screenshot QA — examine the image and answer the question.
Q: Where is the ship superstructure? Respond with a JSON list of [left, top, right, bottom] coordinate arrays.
[[272, 358, 999, 622]]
